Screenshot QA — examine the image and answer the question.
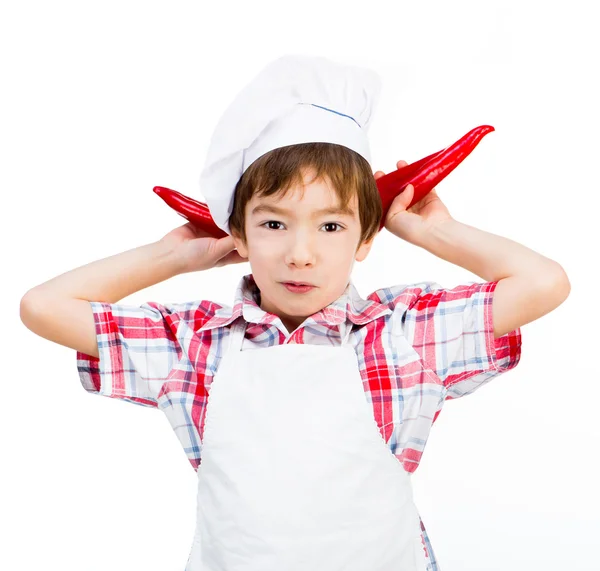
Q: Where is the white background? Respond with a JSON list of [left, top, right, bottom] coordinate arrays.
[[3, 0, 598, 569]]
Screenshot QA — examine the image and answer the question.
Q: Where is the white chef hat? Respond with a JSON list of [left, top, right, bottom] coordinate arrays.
[[198, 54, 382, 236]]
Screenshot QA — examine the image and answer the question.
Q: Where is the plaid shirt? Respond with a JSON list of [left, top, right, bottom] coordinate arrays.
[[77, 272, 522, 570]]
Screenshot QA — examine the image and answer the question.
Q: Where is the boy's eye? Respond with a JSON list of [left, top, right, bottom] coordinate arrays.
[[261, 221, 344, 232]]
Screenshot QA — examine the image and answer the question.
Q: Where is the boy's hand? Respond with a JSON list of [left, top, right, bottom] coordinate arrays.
[[160, 222, 247, 273], [374, 160, 454, 246]]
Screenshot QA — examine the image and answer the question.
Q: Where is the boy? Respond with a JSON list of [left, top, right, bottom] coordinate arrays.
[[20, 55, 570, 570]]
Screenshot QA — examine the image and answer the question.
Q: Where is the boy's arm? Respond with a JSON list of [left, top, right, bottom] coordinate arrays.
[[20, 240, 185, 356], [419, 218, 571, 338]]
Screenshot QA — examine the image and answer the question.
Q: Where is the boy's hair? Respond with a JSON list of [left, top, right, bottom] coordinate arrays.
[[229, 142, 382, 249]]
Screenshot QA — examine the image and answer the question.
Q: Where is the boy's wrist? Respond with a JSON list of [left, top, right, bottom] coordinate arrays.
[[157, 239, 189, 275]]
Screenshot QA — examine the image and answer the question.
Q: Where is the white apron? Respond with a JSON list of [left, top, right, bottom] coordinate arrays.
[[186, 318, 427, 571]]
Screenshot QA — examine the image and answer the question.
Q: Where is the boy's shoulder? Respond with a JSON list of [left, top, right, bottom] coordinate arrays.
[[365, 280, 446, 313], [133, 297, 230, 333]]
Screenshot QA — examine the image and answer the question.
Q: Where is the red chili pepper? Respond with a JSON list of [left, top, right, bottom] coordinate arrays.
[[153, 186, 229, 239], [376, 125, 495, 230], [154, 125, 495, 238]]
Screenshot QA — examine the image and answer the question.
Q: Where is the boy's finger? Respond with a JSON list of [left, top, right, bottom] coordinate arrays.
[[402, 184, 415, 207]]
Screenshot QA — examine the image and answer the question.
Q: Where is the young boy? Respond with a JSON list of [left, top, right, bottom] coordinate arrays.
[[20, 55, 570, 570]]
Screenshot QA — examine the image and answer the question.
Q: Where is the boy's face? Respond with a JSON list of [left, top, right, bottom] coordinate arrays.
[[231, 169, 375, 335]]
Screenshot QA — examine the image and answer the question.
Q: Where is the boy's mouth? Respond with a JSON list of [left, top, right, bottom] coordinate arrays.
[[282, 281, 316, 287]]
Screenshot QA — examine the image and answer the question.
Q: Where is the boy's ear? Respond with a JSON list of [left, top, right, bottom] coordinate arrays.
[[231, 230, 249, 259], [355, 236, 375, 262]]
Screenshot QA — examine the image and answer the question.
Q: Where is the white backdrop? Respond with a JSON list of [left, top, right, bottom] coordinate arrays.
[[3, 0, 597, 569]]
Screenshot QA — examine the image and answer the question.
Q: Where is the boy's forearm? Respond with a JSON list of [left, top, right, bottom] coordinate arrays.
[[419, 219, 566, 283], [25, 240, 185, 304]]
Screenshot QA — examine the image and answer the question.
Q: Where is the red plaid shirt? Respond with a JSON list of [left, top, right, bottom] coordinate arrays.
[[77, 272, 522, 570]]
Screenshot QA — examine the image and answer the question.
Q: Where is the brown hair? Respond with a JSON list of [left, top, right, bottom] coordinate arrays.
[[228, 142, 382, 250]]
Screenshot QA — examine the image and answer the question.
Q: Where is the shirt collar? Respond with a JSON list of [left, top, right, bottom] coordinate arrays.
[[197, 273, 392, 333]]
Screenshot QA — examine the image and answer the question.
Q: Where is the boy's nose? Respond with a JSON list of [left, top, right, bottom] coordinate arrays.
[[284, 235, 317, 266]]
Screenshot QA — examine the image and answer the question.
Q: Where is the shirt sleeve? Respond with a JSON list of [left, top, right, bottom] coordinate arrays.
[[76, 301, 185, 409], [402, 280, 522, 400]]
